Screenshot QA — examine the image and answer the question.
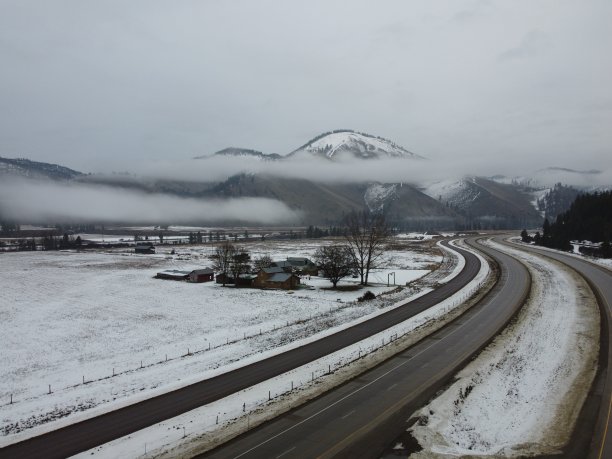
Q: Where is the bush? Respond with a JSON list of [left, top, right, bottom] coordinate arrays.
[[358, 290, 376, 302]]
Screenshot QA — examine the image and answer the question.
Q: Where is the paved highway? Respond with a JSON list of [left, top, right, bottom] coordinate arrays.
[[1, 241, 480, 459], [503, 240, 612, 459], [200, 239, 531, 459]]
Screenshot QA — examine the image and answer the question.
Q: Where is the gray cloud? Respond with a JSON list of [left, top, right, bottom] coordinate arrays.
[[137, 155, 612, 190], [498, 30, 549, 61], [0, 0, 610, 175], [0, 178, 299, 224]]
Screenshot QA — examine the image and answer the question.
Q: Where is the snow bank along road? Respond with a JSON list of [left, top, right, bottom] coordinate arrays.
[[507, 240, 612, 459], [0, 241, 479, 459], [199, 238, 530, 458]]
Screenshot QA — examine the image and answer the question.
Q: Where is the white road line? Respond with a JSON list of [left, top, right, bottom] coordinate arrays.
[[387, 383, 397, 392], [276, 446, 296, 458], [341, 410, 356, 419]]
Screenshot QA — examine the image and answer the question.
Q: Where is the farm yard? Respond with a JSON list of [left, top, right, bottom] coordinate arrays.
[[0, 235, 450, 444]]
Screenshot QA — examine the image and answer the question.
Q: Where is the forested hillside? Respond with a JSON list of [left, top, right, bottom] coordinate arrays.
[[534, 190, 612, 256]]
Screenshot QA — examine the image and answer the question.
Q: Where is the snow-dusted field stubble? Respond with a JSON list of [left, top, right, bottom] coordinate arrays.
[[0, 237, 442, 444], [410, 239, 600, 458]]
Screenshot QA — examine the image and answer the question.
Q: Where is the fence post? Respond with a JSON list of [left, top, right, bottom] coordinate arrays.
[[48, 384, 51, 394], [268, 390, 271, 401]]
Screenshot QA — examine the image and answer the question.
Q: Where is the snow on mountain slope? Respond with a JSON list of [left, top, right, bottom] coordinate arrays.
[[421, 179, 481, 210], [290, 130, 423, 160], [364, 183, 398, 212]]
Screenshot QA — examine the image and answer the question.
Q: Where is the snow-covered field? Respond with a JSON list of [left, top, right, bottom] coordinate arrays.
[[0, 238, 442, 445], [409, 239, 600, 457]]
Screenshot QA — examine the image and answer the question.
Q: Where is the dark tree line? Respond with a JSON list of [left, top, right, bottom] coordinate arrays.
[[8, 233, 83, 251], [305, 225, 347, 238], [531, 190, 612, 257]]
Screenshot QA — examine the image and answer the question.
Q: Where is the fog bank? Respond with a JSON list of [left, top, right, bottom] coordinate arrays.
[[0, 179, 299, 224]]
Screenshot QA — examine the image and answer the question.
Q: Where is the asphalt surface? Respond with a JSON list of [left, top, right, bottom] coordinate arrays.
[[200, 239, 531, 459], [1, 241, 480, 459], [504, 240, 612, 459]]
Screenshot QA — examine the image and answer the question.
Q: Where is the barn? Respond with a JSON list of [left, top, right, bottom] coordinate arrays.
[[189, 268, 215, 283]]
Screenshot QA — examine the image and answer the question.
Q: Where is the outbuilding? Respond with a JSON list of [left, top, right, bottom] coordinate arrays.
[[156, 270, 190, 280], [189, 268, 215, 283], [135, 244, 155, 254]]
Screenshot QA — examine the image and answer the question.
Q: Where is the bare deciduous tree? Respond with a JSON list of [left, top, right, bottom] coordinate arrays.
[[253, 254, 273, 272], [212, 241, 235, 286], [345, 211, 389, 286], [314, 244, 354, 288], [230, 249, 251, 287]]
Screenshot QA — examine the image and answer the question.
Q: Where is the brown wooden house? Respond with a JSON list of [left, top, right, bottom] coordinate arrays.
[[254, 267, 300, 289]]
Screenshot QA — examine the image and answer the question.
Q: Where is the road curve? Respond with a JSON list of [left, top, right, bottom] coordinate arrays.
[[1, 241, 480, 459], [200, 239, 531, 459], [503, 240, 612, 459]]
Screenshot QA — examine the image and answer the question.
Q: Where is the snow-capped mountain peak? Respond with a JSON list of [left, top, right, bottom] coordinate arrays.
[[289, 130, 423, 160]]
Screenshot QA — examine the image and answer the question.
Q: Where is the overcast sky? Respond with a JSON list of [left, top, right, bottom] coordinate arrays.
[[1, 0, 610, 174]]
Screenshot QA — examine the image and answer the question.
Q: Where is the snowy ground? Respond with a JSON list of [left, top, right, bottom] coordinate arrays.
[[409, 239, 600, 457], [71, 240, 491, 459], [0, 238, 442, 446]]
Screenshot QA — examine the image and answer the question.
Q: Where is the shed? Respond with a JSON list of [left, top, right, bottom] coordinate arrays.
[[189, 268, 215, 283], [156, 270, 190, 280], [215, 272, 256, 287], [135, 244, 155, 254], [216, 273, 233, 284]]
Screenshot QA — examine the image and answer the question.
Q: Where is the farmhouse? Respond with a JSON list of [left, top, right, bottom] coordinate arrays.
[[269, 260, 293, 272], [135, 244, 155, 254], [269, 258, 318, 275], [189, 268, 215, 283], [287, 257, 318, 275], [254, 267, 300, 289]]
